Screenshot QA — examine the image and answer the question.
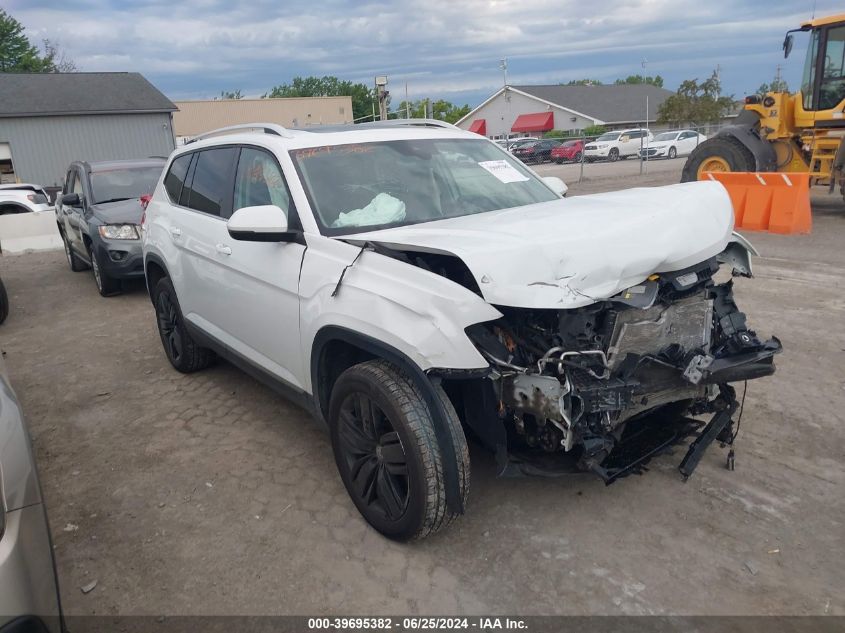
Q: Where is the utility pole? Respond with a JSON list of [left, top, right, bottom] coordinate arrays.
[[500, 58, 510, 144], [405, 82, 410, 119], [641, 59, 648, 175], [375, 75, 389, 121]]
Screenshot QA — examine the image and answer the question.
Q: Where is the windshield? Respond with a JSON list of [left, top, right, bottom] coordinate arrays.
[[291, 138, 560, 235], [595, 132, 621, 142], [654, 132, 679, 142], [90, 166, 163, 204]]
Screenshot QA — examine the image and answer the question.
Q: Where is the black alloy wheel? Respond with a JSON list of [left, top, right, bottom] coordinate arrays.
[[336, 392, 410, 522]]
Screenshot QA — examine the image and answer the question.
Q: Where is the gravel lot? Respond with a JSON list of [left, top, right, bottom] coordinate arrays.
[[1, 163, 843, 617]]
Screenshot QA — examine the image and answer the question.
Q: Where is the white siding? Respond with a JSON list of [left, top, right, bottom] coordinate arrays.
[[456, 90, 599, 138], [0, 113, 175, 188]]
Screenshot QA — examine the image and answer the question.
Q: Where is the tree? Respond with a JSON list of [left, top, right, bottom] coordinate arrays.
[[41, 39, 77, 72], [614, 74, 664, 88], [563, 78, 603, 86], [657, 69, 734, 126], [757, 77, 789, 95], [266, 76, 375, 122], [0, 9, 75, 72], [393, 99, 470, 123], [215, 89, 243, 100], [583, 124, 607, 137]]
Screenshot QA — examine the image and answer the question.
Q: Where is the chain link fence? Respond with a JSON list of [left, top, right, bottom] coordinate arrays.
[[500, 123, 730, 182]]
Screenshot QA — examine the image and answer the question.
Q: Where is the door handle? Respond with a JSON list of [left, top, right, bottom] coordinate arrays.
[[215, 243, 232, 256], [169, 227, 182, 239]]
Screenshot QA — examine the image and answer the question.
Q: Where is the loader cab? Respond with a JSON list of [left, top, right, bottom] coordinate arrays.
[[786, 15, 845, 117]]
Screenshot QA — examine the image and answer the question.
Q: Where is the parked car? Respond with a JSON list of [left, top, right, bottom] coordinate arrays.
[[584, 128, 653, 162], [142, 121, 779, 540], [639, 130, 707, 160], [512, 139, 562, 164], [507, 137, 539, 152], [0, 354, 63, 633], [55, 158, 165, 296], [0, 184, 52, 215], [550, 139, 585, 164]]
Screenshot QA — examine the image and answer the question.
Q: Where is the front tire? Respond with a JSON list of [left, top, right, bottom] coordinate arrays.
[[153, 277, 214, 373], [681, 136, 755, 182], [329, 360, 470, 541], [608, 148, 619, 162], [668, 146, 677, 159], [88, 244, 121, 296]]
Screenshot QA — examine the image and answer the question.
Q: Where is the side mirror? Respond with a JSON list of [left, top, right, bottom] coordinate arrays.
[[783, 33, 793, 59], [61, 192, 81, 207], [227, 204, 295, 242], [542, 176, 568, 197]]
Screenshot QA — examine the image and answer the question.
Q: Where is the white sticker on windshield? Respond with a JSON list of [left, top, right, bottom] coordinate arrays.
[[478, 160, 530, 183]]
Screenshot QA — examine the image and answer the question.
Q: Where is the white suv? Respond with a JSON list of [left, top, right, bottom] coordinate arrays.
[[584, 128, 653, 162], [142, 121, 780, 540]]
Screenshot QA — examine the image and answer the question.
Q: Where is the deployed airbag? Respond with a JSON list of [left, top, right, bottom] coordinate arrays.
[[332, 193, 407, 228]]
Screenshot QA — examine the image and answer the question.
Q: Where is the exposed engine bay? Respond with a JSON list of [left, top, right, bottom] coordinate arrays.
[[345, 234, 782, 483], [463, 256, 782, 481]]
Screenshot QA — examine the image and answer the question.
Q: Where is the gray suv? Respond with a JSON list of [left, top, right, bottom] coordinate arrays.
[[55, 159, 165, 296], [0, 354, 62, 633]]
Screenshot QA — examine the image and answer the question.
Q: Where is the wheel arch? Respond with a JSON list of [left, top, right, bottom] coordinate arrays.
[[144, 252, 169, 303], [712, 110, 777, 171], [311, 325, 467, 515]]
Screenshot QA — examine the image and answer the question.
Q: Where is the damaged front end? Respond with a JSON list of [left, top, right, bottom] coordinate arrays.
[[462, 256, 781, 482]]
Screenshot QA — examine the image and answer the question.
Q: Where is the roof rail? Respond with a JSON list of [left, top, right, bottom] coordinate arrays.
[[361, 119, 460, 130], [187, 123, 293, 143]]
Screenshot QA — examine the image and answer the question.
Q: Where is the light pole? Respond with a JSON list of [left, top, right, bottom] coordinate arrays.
[[375, 75, 388, 121]]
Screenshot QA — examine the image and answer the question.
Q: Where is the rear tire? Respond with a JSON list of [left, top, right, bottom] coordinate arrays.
[[681, 136, 755, 182], [153, 277, 214, 373], [574, 151, 582, 163], [0, 277, 8, 325], [61, 231, 87, 272], [329, 359, 470, 541]]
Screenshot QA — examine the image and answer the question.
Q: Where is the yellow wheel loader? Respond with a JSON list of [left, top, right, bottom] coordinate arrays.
[[682, 13, 845, 206]]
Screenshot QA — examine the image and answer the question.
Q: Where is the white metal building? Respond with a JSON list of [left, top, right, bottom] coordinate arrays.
[[456, 84, 674, 139]]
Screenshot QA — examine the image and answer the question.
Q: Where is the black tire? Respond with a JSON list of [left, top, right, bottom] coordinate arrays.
[[668, 146, 677, 159], [681, 136, 755, 182], [574, 151, 582, 163], [608, 148, 619, 162], [87, 244, 121, 296], [61, 230, 87, 272], [329, 359, 470, 541], [0, 277, 8, 325], [555, 158, 563, 164], [153, 277, 214, 373]]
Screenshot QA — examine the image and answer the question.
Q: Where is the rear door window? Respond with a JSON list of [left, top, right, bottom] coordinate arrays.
[[182, 147, 238, 217]]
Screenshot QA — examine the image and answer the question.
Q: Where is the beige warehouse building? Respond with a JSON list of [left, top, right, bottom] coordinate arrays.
[[172, 96, 353, 142]]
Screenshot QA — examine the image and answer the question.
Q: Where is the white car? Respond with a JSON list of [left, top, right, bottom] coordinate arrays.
[[639, 130, 707, 160], [0, 184, 53, 215], [142, 120, 780, 540], [583, 128, 652, 162]]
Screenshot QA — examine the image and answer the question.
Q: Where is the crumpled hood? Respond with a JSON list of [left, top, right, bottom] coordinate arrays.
[[90, 198, 144, 224], [346, 181, 735, 309]]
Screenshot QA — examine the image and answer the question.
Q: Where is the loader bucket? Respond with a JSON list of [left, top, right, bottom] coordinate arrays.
[[700, 172, 812, 234]]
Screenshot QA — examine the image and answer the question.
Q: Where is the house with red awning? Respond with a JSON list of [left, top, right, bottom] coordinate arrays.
[[456, 84, 673, 140]]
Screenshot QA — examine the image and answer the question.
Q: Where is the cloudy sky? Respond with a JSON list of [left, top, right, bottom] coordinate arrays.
[[6, 0, 841, 108]]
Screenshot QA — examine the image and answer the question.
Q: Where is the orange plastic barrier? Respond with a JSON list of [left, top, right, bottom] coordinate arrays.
[[701, 172, 812, 234]]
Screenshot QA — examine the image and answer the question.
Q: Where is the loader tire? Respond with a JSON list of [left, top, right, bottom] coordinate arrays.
[[681, 136, 755, 182]]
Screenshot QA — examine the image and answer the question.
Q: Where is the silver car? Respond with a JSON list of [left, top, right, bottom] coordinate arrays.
[[0, 354, 62, 633]]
